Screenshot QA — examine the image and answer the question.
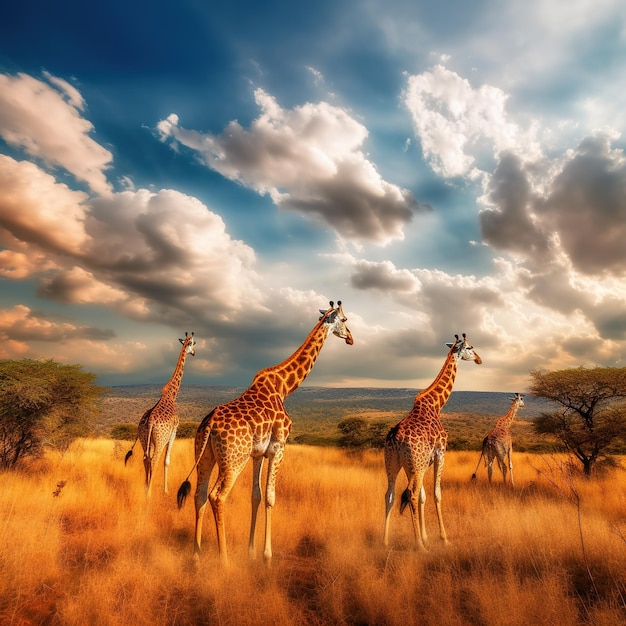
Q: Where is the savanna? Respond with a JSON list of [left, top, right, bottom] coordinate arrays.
[[1, 439, 625, 626]]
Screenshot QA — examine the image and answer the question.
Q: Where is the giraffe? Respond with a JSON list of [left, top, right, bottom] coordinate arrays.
[[383, 334, 482, 549], [471, 393, 524, 487], [177, 301, 353, 563], [125, 332, 197, 496]]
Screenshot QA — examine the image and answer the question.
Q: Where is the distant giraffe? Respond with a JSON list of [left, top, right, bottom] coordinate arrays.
[[471, 393, 524, 487], [383, 334, 483, 549], [177, 302, 353, 563], [125, 332, 196, 496]]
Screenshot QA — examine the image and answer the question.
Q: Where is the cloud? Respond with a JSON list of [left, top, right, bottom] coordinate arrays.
[[537, 133, 626, 277], [403, 65, 542, 178], [350, 259, 419, 292], [0, 155, 90, 255], [479, 152, 551, 261], [0, 304, 115, 343], [0, 72, 112, 195], [0, 153, 264, 327], [157, 88, 421, 245]]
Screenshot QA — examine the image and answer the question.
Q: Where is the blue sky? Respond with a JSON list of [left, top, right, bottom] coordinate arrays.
[[1, 0, 626, 392]]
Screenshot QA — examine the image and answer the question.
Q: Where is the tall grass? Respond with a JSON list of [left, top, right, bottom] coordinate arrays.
[[1, 441, 625, 625]]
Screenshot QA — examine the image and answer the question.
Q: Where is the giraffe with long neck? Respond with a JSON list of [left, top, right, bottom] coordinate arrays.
[[125, 332, 196, 496], [177, 302, 353, 563], [383, 334, 482, 549], [472, 393, 524, 486]]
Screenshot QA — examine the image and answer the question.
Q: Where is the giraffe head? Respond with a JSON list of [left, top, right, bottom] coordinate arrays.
[[446, 333, 482, 365], [179, 331, 197, 356], [511, 392, 524, 408], [319, 301, 354, 345]]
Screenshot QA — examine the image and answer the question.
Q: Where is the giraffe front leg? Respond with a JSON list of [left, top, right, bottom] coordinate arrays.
[[249, 456, 264, 559], [433, 451, 449, 545], [262, 440, 286, 561], [507, 448, 514, 488]]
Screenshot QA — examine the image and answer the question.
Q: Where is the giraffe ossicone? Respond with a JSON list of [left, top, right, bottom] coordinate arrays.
[[177, 301, 353, 564], [383, 333, 482, 549], [125, 331, 197, 496], [471, 392, 524, 486]]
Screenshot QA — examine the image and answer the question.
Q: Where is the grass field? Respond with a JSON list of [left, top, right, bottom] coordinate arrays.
[[1, 439, 625, 625]]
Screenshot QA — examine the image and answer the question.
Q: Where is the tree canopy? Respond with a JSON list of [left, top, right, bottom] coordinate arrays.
[[0, 359, 104, 469], [529, 366, 626, 475]]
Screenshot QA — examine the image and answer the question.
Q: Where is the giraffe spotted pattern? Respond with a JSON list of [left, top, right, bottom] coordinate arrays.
[[383, 334, 482, 549], [177, 302, 354, 563], [125, 332, 196, 496], [472, 393, 524, 486]]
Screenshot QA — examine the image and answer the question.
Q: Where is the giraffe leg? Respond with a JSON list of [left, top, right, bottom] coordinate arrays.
[[209, 465, 245, 564], [486, 454, 494, 485], [192, 445, 216, 561], [498, 454, 507, 484], [383, 447, 401, 546], [508, 448, 515, 488], [143, 453, 153, 497], [249, 456, 264, 558], [163, 429, 177, 494], [399, 471, 427, 550], [433, 450, 449, 545], [262, 439, 286, 561], [404, 474, 427, 551], [193, 475, 210, 560]]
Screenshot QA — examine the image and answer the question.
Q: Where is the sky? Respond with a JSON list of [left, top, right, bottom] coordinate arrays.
[[1, 0, 626, 393]]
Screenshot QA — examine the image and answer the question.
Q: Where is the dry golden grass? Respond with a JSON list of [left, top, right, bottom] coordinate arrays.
[[1, 440, 625, 626]]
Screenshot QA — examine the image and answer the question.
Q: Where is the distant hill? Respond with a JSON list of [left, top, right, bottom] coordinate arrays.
[[103, 384, 549, 419], [98, 385, 554, 451]]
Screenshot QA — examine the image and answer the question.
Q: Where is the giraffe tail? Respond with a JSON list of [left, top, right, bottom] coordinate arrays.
[[471, 437, 488, 480], [177, 480, 192, 508], [399, 488, 415, 515], [176, 409, 215, 509], [124, 436, 139, 465]]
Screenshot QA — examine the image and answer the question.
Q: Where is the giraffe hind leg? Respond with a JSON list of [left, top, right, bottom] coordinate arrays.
[[163, 428, 177, 494], [383, 447, 401, 546]]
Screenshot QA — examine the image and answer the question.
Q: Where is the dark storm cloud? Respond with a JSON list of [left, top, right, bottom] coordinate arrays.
[[479, 152, 551, 260], [537, 133, 626, 277], [350, 259, 418, 292]]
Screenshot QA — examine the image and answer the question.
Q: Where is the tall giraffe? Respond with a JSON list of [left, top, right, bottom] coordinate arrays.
[[125, 332, 197, 496], [177, 301, 353, 563], [383, 334, 482, 549], [471, 393, 524, 486]]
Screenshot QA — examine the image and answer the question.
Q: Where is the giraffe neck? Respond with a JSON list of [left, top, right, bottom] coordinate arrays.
[[251, 319, 330, 399], [161, 343, 189, 401], [414, 349, 458, 412], [498, 400, 520, 431]]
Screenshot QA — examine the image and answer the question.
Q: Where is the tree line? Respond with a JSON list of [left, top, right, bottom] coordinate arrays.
[[1, 358, 626, 476]]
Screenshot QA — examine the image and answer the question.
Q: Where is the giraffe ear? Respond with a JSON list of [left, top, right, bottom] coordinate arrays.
[[179, 338, 184, 345], [445, 342, 454, 349]]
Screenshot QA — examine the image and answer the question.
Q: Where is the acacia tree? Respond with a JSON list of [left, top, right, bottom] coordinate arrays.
[[0, 359, 104, 469], [529, 366, 626, 476]]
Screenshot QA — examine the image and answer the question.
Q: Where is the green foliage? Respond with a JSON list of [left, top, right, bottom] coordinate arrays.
[[337, 417, 388, 450], [0, 359, 104, 469], [177, 421, 199, 439], [110, 424, 137, 440], [529, 366, 626, 475]]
